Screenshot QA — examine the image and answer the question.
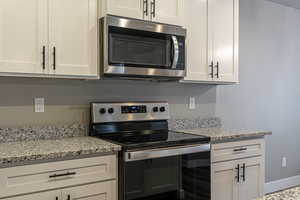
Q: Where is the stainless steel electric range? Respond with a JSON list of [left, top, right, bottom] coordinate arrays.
[[90, 102, 211, 200]]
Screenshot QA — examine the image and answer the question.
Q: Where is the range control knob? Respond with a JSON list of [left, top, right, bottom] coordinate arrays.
[[160, 107, 166, 112], [153, 107, 159, 112], [108, 108, 114, 114], [99, 108, 106, 114]]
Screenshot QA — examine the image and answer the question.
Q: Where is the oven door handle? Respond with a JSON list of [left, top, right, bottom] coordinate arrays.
[[125, 144, 210, 162], [171, 36, 179, 69]]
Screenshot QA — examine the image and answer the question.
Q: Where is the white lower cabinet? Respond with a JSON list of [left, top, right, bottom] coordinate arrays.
[[0, 155, 117, 200], [63, 181, 116, 200], [4, 190, 60, 200], [238, 157, 264, 200], [5, 181, 116, 200], [211, 139, 265, 200], [212, 160, 239, 200]]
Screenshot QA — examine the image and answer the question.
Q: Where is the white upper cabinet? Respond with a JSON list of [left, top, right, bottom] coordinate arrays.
[[150, 0, 184, 26], [100, 0, 184, 26], [209, 0, 239, 83], [0, 0, 98, 78], [0, 0, 48, 74], [104, 0, 145, 19], [182, 0, 209, 82], [182, 0, 239, 84], [49, 0, 98, 77]]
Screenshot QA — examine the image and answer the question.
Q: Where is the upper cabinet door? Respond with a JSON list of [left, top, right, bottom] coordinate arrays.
[[209, 0, 239, 83], [151, 0, 184, 26], [105, 0, 145, 20], [182, 0, 209, 83], [0, 0, 48, 74], [49, 0, 98, 77]]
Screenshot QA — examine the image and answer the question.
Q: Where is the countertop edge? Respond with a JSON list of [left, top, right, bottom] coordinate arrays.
[[210, 131, 272, 143], [0, 137, 122, 168]]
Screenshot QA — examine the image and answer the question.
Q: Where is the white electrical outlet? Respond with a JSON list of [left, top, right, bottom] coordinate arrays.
[[34, 98, 45, 113], [189, 97, 196, 110], [282, 157, 287, 168]]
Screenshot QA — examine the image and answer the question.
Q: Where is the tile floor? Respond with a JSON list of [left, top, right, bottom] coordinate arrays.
[[260, 186, 300, 200]]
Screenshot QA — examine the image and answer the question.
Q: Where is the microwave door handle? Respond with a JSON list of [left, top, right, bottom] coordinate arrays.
[[171, 36, 179, 69]]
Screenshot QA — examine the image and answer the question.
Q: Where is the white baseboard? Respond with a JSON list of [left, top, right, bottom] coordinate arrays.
[[265, 175, 300, 194]]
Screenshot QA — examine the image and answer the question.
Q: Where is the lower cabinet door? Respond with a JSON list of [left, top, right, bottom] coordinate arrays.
[[4, 190, 61, 200], [62, 181, 117, 200], [211, 160, 239, 200], [238, 157, 264, 200]]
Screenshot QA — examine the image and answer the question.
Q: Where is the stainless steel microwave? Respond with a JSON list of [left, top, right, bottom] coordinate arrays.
[[99, 15, 186, 80]]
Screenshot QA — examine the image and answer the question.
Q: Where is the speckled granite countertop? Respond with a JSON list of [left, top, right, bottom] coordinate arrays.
[[0, 137, 121, 167], [176, 128, 272, 142]]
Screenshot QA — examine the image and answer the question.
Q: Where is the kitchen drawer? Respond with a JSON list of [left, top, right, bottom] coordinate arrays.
[[211, 139, 264, 163], [0, 155, 117, 198]]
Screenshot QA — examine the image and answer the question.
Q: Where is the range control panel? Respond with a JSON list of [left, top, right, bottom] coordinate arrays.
[[121, 105, 147, 114], [91, 102, 170, 123]]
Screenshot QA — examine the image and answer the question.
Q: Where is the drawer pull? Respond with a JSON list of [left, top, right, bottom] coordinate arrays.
[[49, 172, 76, 178], [233, 147, 247, 152]]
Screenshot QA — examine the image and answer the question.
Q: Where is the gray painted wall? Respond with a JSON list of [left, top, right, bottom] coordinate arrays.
[[0, 77, 216, 127], [217, 0, 300, 182]]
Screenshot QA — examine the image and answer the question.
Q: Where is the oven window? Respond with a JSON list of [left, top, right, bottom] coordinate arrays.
[[108, 28, 171, 68], [124, 152, 210, 200]]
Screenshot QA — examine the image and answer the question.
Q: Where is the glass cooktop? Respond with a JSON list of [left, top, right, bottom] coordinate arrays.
[[95, 130, 210, 150]]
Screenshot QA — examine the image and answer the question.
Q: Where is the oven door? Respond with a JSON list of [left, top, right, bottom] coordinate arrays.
[[121, 144, 211, 200], [101, 16, 186, 78]]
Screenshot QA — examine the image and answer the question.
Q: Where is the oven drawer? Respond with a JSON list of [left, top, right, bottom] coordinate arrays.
[[211, 139, 264, 163], [0, 155, 117, 198]]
